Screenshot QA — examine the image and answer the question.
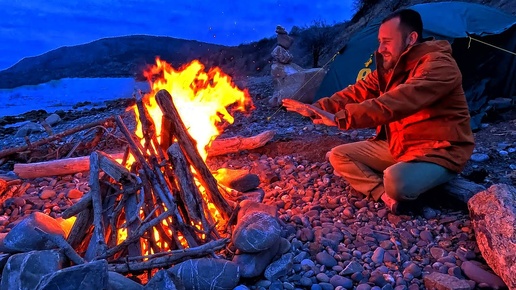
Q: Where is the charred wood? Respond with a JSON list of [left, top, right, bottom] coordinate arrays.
[[155, 89, 233, 220]]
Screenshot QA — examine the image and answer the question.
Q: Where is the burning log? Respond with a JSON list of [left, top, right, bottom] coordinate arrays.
[[207, 130, 276, 157], [32, 60, 256, 278], [155, 89, 233, 220], [107, 238, 228, 273]]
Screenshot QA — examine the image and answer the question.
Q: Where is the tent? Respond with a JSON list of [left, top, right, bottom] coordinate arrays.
[[314, 1, 516, 129]]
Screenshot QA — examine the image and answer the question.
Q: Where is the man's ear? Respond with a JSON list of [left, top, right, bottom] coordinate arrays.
[[407, 31, 418, 45]]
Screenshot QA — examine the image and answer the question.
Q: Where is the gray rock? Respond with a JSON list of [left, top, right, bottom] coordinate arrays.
[[371, 247, 385, 264], [300, 258, 316, 271], [15, 122, 45, 137], [330, 275, 353, 289], [468, 184, 516, 289], [293, 251, 310, 263], [423, 272, 471, 290], [1, 250, 65, 290], [269, 64, 326, 106], [264, 253, 293, 281], [238, 200, 277, 221], [238, 188, 265, 203], [44, 113, 62, 126], [315, 251, 337, 268], [271, 46, 293, 64], [169, 258, 239, 290], [232, 211, 281, 253], [108, 271, 143, 290], [429, 247, 447, 260], [460, 261, 506, 289], [232, 241, 280, 278], [3, 212, 66, 252], [277, 34, 294, 50], [340, 261, 365, 276], [422, 207, 437, 219], [402, 263, 422, 278], [213, 168, 260, 192], [144, 269, 184, 290], [470, 153, 489, 162], [36, 259, 108, 290]]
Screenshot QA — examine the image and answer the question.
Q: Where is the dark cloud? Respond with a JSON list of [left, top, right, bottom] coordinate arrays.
[[0, 0, 354, 69]]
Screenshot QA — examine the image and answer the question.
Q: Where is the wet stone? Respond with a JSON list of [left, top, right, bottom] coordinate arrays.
[[430, 247, 447, 260], [67, 189, 84, 199], [39, 189, 56, 200], [315, 251, 337, 268]]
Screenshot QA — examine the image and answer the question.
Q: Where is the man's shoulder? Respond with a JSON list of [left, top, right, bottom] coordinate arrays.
[[417, 40, 453, 56]]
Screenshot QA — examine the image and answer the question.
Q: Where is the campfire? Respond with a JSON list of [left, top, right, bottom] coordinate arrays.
[[65, 57, 254, 266]]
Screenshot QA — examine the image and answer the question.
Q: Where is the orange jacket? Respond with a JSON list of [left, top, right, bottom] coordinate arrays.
[[314, 40, 475, 173]]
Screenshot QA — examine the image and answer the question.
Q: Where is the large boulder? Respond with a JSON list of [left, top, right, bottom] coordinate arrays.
[[468, 183, 516, 289], [3, 212, 66, 253], [269, 63, 326, 106], [168, 258, 239, 290]]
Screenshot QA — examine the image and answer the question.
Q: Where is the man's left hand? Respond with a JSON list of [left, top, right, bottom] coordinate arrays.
[[311, 106, 337, 126], [282, 99, 336, 127]]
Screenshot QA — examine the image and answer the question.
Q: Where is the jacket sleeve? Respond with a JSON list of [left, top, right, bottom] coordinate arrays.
[[335, 53, 462, 130], [313, 70, 380, 114]]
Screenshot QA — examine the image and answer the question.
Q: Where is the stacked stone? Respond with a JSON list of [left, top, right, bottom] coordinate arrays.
[[271, 25, 294, 65], [269, 25, 326, 107]]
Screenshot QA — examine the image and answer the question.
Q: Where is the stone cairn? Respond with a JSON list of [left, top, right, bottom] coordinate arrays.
[[269, 25, 326, 107]]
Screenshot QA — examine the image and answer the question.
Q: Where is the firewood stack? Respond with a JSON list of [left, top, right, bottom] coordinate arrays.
[[61, 89, 235, 273]]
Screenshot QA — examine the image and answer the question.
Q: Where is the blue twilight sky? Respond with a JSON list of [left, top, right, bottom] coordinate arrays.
[[0, 0, 355, 70]]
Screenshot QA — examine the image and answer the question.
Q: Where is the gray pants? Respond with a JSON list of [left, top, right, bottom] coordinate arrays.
[[328, 140, 457, 201]]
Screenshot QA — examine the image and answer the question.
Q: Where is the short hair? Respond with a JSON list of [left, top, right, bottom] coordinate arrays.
[[382, 9, 423, 42]]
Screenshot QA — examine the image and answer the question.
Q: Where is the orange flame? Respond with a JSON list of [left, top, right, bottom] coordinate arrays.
[[135, 57, 253, 160]]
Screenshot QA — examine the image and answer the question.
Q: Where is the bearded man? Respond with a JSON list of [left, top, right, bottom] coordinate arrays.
[[282, 9, 475, 214]]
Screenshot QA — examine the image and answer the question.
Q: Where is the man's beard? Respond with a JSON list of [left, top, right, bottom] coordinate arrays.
[[382, 41, 410, 70], [382, 56, 395, 70]]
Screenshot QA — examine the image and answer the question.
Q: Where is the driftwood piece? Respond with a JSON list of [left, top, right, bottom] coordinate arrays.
[[0, 117, 115, 160], [207, 130, 276, 157], [115, 116, 175, 210], [155, 89, 233, 220], [89, 152, 108, 258], [442, 176, 486, 203], [67, 207, 93, 250], [160, 115, 174, 151], [108, 238, 229, 273], [97, 209, 173, 260], [13, 152, 124, 179], [35, 227, 85, 265], [168, 143, 212, 237], [123, 180, 142, 257], [62, 193, 92, 219]]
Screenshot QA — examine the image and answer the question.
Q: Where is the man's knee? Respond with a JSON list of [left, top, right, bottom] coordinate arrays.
[[327, 144, 353, 163], [383, 166, 418, 201]]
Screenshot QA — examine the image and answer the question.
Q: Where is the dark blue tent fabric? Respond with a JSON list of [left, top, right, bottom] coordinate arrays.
[[314, 1, 516, 125]]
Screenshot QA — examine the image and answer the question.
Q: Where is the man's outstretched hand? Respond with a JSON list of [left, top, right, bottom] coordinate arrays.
[[282, 99, 337, 127]]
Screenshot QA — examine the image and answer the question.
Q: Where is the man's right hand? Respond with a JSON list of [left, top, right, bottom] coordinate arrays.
[[282, 99, 317, 118]]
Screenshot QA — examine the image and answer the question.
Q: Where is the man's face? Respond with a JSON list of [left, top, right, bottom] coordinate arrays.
[[378, 17, 409, 70]]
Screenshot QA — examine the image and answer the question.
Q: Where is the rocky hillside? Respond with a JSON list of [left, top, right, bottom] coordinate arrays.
[[0, 0, 514, 89], [0, 35, 276, 89]]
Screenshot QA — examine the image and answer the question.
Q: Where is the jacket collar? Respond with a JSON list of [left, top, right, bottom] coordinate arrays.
[[374, 38, 451, 89]]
